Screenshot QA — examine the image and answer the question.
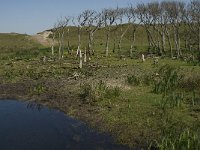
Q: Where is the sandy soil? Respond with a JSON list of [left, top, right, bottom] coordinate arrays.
[[30, 33, 54, 46]]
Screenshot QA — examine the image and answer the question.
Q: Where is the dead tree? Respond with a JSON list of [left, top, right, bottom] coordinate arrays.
[[128, 5, 139, 57], [116, 8, 125, 54], [66, 28, 71, 54], [166, 1, 186, 58], [116, 8, 130, 55], [51, 24, 57, 57], [85, 10, 103, 56], [186, 0, 200, 52], [73, 10, 92, 57], [102, 8, 118, 57], [161, 1, 174, 58], [55, 17, 70, 60], [137, 3, 156, 53], [148, 2, 165, 55]]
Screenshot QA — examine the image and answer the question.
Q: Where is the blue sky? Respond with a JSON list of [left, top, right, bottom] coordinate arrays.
[[0, 0, 189, 35]]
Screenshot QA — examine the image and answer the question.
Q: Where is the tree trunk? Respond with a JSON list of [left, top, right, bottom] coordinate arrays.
[[146, 28, 156, 53], [118, 37, 122, 55], [162, 32, 166, 53], [59, 44, 62, 60], [84, 48, 87, 63], [77, 26, 81, 56], [199, 26, 200, 52], [79, 49, 82, 69], [51, 35, 55, 56], [58, 33, 62, 60], [130, 28, 136, 57], [174, 26, 180, 58], [91, 32, 94, 55], [88, 31, 94, 55], [61, 32, 64, 59], [130, 45, 133, 58], [178, 36, 181, 56], [51, 45, 54, 56], [184, 39, 187, 49], [113, 37, 116, 53], [105, 28, 110, 57], [146, 29, 151, 53], [157, 30, 161, 55], [166, 30, 173, 58], [67, 29, 70, 54]]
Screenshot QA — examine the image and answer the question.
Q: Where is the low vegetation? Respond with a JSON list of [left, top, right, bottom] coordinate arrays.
[[0, 1, 200, 149]]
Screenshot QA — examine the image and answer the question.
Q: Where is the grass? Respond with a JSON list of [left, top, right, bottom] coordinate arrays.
[[0, 30, 200, 149]]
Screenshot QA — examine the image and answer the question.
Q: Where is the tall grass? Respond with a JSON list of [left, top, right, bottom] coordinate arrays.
[[153, 65, 184, 108], [151, 129, 200, 150], [79, 80, 121, 104]]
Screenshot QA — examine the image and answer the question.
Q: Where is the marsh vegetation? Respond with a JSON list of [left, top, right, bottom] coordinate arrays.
[[0, 0, 200, 149]]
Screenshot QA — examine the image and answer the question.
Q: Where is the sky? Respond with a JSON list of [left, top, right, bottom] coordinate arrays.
[[0, 0, 189, 35]]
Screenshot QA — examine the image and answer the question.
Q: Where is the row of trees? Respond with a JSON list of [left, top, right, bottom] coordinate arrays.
[[51, 0, 200, 60]]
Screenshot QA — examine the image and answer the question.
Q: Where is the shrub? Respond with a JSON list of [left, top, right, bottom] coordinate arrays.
[[127, 75, 141, 86], [79, 80, 121, 103], [79, 83, 96, 103], [32, 83, 46, 95], [143, 73, 154, 86], [105, 86, 121, 98]]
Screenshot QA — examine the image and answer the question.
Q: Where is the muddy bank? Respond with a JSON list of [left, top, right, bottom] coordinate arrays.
[[0, 78, 149, 149]]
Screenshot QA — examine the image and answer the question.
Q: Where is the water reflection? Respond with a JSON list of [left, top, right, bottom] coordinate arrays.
[[26, 102, 43, 111], [0, 100, 131, 150]]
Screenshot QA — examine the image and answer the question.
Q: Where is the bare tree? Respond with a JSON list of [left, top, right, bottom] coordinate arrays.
[[166, 1, 186, 58], [51, 24, 57, 57], [66, 28, 71, 54], [161, 1, 174, 58], [137, 3, 156, 53], [102, 8, 118, 57], [186, 0, 200, 52], [73, 10, 93, 57], [148, 2, 164, 55], [128, 5, 139, 57], [116, 8, 130, 55], [55, 16, 70, 60], [85, 10, 103, 56]]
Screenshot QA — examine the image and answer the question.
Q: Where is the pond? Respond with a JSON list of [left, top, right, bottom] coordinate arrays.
[[0, 100, 131, 150]]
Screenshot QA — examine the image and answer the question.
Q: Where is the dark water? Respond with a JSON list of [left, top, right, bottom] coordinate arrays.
[[0, 100, 131, 150]]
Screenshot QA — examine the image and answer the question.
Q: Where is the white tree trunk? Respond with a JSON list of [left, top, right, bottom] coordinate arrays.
[[174, 29, 179, 58], [142, 54, 145, 62], [199, 26, 200, 52], [84, 48, 87, 63], [67, 29, 70, 53], [77, 46, 80, 57], [77, 27, 81, 57], [162, 33, 165, 53], [130, 29, 136, 57], [79, 49, 82, 69], [51, 45, 54, 56], [105, 31, 109, 57], [130, 45, 133, 57]]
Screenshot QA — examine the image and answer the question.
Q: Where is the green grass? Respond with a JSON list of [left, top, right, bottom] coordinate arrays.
[[0, 30, 200, 149]]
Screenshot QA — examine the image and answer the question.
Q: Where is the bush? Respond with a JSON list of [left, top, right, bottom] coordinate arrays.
[[143, 73, 154, 86], [127, 75, 141, 86], [105, 86, 121, 98], [31, 83, 46, 95], [79, 83, 96, 103]]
